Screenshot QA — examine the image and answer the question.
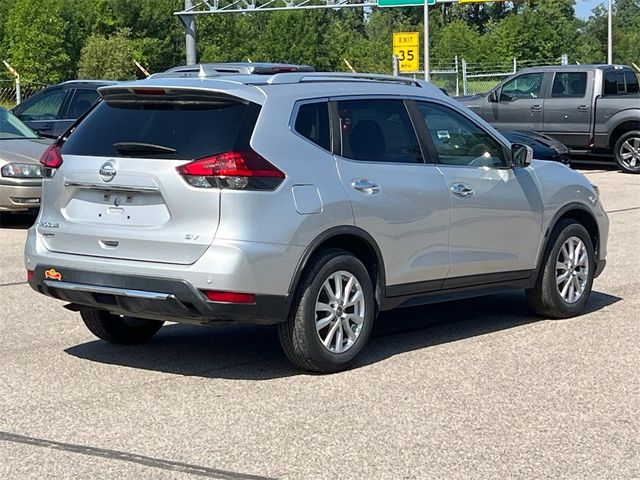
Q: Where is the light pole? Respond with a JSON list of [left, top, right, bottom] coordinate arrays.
[[424, 0, 430, 81], [184, 0, 197, 66], [607, 0, 613, 64]]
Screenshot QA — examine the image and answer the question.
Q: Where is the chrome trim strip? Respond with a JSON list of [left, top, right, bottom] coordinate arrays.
[[64, 182, 159, 192], [43, 280, 170, 300]]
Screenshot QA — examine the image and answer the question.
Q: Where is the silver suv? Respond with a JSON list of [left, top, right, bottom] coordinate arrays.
[[26, 67, 609, 373]]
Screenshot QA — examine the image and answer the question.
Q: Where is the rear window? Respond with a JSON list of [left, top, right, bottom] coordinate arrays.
[[624, 70, 639, 93], [62, 99, 259, 159], [604, 69, 639, 95]]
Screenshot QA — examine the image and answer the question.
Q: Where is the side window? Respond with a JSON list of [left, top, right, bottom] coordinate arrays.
[[336, 99, 422, 163], [500, 73, 544, 101], [624, 70, 639, 94], [417, 101, 508, 168], [552, 72, 587, 97], [294, 101, 330, 151], [67, 89, 101, 119], [17, 89, 67, 121]]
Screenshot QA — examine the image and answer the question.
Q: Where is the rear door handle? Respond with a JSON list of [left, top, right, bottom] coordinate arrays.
[[577, 105, 590, 112], [530, 104, 542, 112], [450, 183, 474, 197], [351, 178, 380, 195]]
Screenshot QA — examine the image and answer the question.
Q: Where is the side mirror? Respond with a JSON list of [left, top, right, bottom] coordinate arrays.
[[488, 90, 498, 103], [511, 143, 533, 167]]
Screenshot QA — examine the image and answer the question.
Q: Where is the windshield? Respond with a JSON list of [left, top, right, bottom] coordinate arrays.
[[0, 108, 39, 140]]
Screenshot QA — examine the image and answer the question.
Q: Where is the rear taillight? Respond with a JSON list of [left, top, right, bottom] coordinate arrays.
[[39, 144, 63, 174], [176, 150, 285, 190], [203, 290, 256, 304]]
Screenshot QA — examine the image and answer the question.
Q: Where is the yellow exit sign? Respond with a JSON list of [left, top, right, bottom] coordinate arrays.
[[393, 32, 419, 73]]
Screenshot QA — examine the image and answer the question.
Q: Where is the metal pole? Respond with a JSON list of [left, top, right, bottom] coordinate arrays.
[[392, 55, 399, 77], [15, 76, 21, 105], [462, 59, 467, 95], [607, 0, 613, 64], [184, 0, 197, 66], [424, 0, 430, 81], [454, 55, 459, 96]]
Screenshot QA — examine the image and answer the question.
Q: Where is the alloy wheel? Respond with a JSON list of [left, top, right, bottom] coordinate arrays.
[[315, 270, 365, 353], [619, 136, 640, 171], [555, 236, 589, 304]]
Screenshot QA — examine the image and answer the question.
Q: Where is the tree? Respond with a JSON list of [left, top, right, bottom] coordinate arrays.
[[5, 0, 72, 83], [77, 29, 138, 80]]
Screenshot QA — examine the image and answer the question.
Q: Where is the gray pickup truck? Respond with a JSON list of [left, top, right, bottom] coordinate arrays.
[[458, 64, 640, 173]]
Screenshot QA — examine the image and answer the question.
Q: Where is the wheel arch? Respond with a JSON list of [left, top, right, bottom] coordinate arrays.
[[538, 203, 600, 270], [288, 226, 386, 308], [609, 120, 640, 149]]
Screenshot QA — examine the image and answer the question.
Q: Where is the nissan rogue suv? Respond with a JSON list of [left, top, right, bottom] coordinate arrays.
[[25, 67, 609, 373]]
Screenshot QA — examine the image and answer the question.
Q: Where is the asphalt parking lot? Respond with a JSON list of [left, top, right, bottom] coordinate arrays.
[[1, 165, 639, 479]]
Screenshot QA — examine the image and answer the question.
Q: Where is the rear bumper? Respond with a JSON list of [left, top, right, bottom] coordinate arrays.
[[28, 266, 291, 325]]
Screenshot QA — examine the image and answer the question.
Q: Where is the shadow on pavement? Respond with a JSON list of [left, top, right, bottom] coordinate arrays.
[[0, 211, 37, 229], [65, 290, 621, 380]]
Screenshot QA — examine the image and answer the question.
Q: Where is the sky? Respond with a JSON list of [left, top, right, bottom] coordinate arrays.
[[574, 0, 605, 19]]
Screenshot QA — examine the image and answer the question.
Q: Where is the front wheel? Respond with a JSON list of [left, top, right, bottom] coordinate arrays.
[[278, 249, 375, 373], [80, 309, 164, 344], [526, 219, 596, 318], [614, 130, 640, 173]]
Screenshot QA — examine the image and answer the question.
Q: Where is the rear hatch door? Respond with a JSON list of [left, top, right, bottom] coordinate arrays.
[[40, 87, 260, 264]]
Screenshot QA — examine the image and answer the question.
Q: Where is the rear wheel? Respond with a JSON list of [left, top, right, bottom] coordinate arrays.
[[614, 130, 640, 173], [80, 309, 164, 344], [278, 249, 375, 373], [526, 219, 596, 318]]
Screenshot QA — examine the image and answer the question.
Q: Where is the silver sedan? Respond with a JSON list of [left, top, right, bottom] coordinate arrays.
[[0, 108, 52, 215]]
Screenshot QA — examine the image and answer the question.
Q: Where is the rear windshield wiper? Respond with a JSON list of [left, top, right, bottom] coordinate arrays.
[[113, 142, 177, 156]]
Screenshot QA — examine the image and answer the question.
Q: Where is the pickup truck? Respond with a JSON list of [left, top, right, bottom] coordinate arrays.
[[458, 64, 640, 173]]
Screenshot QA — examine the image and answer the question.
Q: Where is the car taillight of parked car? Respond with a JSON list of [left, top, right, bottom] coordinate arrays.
[[39, 144, 63, 176], [176, 149, 285, 191]]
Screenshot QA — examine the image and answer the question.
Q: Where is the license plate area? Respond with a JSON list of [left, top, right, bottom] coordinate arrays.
[[63, 189, 170, 226]]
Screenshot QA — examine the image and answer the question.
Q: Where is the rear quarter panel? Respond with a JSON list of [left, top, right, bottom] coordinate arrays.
[[214, 90, 355, 247]]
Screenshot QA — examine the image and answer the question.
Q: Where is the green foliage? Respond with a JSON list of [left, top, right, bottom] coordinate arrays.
[[4, 0, 72, 83], [77, 29, 138, 80], [1, 0, 639, 83]]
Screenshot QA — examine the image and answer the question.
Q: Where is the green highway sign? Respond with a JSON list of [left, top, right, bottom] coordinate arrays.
[[379, 0, 436, 6]]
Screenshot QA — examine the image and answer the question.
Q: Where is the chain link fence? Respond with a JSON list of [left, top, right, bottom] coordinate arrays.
[[461, 56, 568, 96], [0, 80, 48, 110], [399, 55, 568, 97]]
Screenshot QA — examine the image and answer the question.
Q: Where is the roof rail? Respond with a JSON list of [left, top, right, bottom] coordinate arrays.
[[150, 62, 315, 79], [264, 72, 423, 87]]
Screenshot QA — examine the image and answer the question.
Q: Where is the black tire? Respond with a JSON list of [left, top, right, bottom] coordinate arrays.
[[526, 219, 596, 319], [614, 130, 640, 174], [278, 249, 375, 373], [80, 309, 164, 344]]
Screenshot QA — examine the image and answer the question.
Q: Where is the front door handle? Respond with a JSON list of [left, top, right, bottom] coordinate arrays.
[[530, 104, 542, 112], [577, 105, 590, 112], [351, 178, 380, 195], [450, 183, 474, 197]]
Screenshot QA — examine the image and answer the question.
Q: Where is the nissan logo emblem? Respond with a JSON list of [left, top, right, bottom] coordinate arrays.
[[99, 161, 117, 182]]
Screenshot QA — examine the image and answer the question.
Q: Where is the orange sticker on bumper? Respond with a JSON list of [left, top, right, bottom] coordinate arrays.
[[44, 268, 62, 281]]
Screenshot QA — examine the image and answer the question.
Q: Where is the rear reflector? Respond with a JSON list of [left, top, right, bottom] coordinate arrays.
[[177, 150, 285, 190], [27, 270, 34, 282], [39, 144, 63, 169], [203, 290, 256, 304]]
